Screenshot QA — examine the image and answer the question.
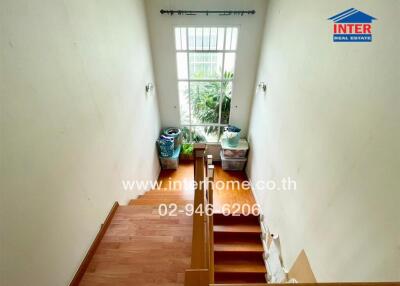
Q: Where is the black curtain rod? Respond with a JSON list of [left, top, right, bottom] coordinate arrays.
[[160, 9, 256, 16]]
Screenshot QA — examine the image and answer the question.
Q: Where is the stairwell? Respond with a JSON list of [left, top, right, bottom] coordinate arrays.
[[185, 147, 268, 286], [79, 159, 267, 285], [79, 190, 193, 286]]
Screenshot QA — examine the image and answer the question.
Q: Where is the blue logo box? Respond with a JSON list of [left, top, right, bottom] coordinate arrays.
[[333, 34, 372, 42]]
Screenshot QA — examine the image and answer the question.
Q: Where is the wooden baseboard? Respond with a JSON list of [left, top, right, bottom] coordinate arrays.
[[70, 201, 119, 286]]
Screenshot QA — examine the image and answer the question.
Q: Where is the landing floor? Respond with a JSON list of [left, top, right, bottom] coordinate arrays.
[[158, 161, 257, 213], [80, 206, 192, 286]]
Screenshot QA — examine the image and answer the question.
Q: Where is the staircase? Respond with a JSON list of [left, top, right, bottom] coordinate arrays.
[[185, 145, 267, 286], [213, 213, 266, 284], [80, 150, 267, 285], [129, 189, 193, 206], [79, 190, 194, 286], [127, 188, 267, 284]]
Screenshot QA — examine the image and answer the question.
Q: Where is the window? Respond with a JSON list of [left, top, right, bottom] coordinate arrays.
[[175, 27, 238, 143]]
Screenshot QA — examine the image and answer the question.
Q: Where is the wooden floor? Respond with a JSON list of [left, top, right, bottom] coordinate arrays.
[[213, 164, 257, 213], [79, 161, 261, 285], [157, 161, 258, 213], [80, 206, 192, 286]]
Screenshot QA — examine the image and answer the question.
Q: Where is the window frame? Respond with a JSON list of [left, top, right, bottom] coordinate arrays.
[[174, 25, 240, 143]]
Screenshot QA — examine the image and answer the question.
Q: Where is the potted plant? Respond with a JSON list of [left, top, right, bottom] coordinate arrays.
[[180, 143, 194, 161]]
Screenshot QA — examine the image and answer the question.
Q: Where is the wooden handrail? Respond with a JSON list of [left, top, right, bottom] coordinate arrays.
[[206, 160, 215, 284], [185, 145, 215, 286], [190, 148, 207, 269]]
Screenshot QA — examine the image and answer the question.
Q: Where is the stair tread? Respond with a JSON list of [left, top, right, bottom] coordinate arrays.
[[214, 240, 264, 252], [213, 214, 260, 228], [140, 195, 193, 200], [148, 188, 185, 192], [214, 213, 260, 218], [214, 272, 267, 284], [129, 199, 187, 202], [142, 192, 188, 196], [214, 224, 261, 233], [213, 280, 267, 284], [146, 190, 189, 194], [215, 259, 266, 273], [129, 199, 192, 205], [213, 281, 266, 285]]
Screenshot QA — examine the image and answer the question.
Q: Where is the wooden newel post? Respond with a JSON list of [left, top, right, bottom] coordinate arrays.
[[194, 143, 206, 158]]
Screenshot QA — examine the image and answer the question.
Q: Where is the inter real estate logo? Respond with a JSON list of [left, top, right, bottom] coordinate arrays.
[[328, 8, 377, 42]]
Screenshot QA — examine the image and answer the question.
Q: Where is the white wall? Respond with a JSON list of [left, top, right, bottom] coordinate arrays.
[[145, 0, 267, 136], [0, 0, 160, 285], [247, 0, 400, 282]]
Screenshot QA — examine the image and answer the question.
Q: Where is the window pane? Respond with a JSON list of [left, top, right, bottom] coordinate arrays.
[[188, 28, 195, 50], [193, 126, 220, 143], [203, 28, 210, 50], [190, 82, 221, 124], [192, 127, 207, 143], [181, 28, 187, 50], [231, 28, 238, 50], [178, 82, 190, 124], [196, 28, 203, 50], [182, 126, 223, 143], [210, 28, 217, 50], [225, 28, 232, 50], [175, 27, 238, 143], [217, 28, 224, 50], [176, 52, 188, 80], [221, 81, 232, 124], [223, 52, 236, 78], [181, 126, 192, 143], [189, 53, 223, 80], [175, 28, 181, 50]]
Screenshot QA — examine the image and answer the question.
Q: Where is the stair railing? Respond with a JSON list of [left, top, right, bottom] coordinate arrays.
[[206, 154, 215, 284], [184, 145, 215, 286]]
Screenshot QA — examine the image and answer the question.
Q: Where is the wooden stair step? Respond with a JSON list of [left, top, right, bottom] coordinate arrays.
[[214, 272, 267, 284], [111, 205, 159, 215], [146, 190, 189, 194], [139, 195, 192, 200], [148, 188, 187, 192], [143, 191, 189, 196], [135, 197, 192, 202], [129, 198, 192, 205], [214, 213, 260, 225], [214, 232, 262, 243], [213, 224, 261, 234], [214, 237, 264, 253], [214, 258, 266, 273], [214, 251, 263, 259]]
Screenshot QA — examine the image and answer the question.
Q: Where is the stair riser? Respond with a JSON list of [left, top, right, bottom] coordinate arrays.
[[214, 235, 262, 244], [214, 251, 264, 262], [130, 200, 192, 206], [214, 213, 260, 225], [214, 232, 262, 242], [214, 272, 266, 284]]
